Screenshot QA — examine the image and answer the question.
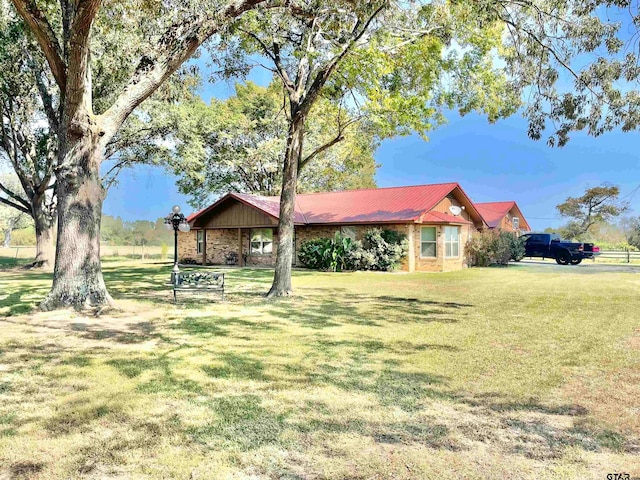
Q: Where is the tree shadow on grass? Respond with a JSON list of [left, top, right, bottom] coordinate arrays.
[[8, 461, 46, 479], [201, 352, 269, 381], [0, 285, 50, 316], [265, 291, 470, 329], [188, 394, 286, 451], [104, 352, 205, 397]]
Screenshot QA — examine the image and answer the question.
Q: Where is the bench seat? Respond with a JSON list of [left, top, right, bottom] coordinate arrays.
[[173, 271, 224, 303]]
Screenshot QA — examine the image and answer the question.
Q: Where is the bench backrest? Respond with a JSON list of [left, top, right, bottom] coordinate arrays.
[[175, 270, 224, 288]]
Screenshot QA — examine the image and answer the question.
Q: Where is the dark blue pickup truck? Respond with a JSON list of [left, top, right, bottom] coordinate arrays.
[[520, 233, 599, 265]]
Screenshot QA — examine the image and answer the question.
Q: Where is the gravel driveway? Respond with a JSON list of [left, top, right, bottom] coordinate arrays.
[[514, 259, 640, 273]]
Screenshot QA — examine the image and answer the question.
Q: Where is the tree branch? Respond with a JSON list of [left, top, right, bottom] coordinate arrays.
[[101, 0, 271, 139], [28, 53, 60, 133], [64, 0, 102, 123], [0, 196, 31, 215], [299, 133, 344, 170], [0, 182, 31, 211], [302, 3, 386, 112], [9, 0, 67, 89]]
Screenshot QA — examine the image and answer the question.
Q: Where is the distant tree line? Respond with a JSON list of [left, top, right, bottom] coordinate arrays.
[[3, 215, 172, 248]]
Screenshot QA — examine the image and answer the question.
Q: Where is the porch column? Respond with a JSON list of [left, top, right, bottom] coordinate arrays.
[[407, 225, 416, 272], [238, 228, 244, 267], [202, 229, 207, 265]]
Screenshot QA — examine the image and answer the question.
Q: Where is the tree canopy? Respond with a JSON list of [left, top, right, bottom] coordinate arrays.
[[490, 1, 640, 146], [556, 184, 628, 239], [162, 80, 378, 208]]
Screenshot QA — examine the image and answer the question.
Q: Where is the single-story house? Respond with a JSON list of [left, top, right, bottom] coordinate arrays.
[[180, 183, 490, 272], [474, 201, 531, 233]]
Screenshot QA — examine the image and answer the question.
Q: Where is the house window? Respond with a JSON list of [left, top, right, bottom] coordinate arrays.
[[420, 227, 437, 257], [196, 230, 205, 255], [250, 228, 273, 255], [340, 226, 356, 240], [444, 226, 460, 258], [512, 217, 520, 230]]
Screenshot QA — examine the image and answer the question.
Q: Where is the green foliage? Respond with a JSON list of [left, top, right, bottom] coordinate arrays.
[[298, 229, 408, 272], [465, 230, 515, 267], [509, 234, 527, 262], [163, 80, 378, 207], [8, 227, 36, 246], [556, 184, 627, 239], [349, 229, 409, 272], [298, 233, 354, 272], [100, 215, 172, 247], [593, 241, 638, 252], [491, 1, 640, 146], [622, 216, 640, 250]]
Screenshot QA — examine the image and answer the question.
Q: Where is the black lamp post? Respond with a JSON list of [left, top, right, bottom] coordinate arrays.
[[164, 205, 190, 284]]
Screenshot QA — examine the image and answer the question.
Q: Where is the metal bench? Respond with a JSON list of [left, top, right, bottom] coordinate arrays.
[[173, 271, 224, 303]]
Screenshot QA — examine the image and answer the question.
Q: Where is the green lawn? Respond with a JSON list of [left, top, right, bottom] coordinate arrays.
[[0, 260, 638, 479]]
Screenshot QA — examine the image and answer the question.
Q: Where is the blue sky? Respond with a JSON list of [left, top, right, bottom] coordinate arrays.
[[103, 71, 640, 232]]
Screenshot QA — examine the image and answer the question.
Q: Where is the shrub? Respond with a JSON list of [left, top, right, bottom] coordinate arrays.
[[509, 235, 526, 261], [347, 228, 409, 271], [298, 228, 408, 272], [298, 233, 353, 272], [465, 229, 514, 267]]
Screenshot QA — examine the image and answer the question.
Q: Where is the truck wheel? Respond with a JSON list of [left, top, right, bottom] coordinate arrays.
[[570, 258, 582, 265], [555, 251, 571, 265]]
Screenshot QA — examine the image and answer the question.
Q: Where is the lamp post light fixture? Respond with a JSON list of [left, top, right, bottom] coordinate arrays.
[[164, 205, 191, 284]]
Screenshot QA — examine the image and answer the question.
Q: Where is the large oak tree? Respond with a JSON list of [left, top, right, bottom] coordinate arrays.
[[9, 0, 276, 309], [0, 15, 57, 268], [222, 1, 518, 296]]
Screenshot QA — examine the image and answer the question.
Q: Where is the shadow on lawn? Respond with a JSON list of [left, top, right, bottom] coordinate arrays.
[[2, 265, 639, 464], [265, 290, 470, 329], [2, 334, 638, 464]]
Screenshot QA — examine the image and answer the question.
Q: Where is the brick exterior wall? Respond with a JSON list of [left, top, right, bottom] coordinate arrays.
[[179, 223, 471, 272], [177, 230, 198, 261], [178, 228, 279, 266], [413, 224, 471, 272]]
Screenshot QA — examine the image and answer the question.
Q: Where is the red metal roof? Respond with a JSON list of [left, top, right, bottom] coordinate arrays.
[[234, 193, 310, 224], [188, 183, 486, 226], [475, 201, 530, 230], [295, 183, 460, 223]]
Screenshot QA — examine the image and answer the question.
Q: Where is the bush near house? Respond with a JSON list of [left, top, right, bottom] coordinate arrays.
[[350, 229, 409, 271], [298, 229, 408, 272], [466, 229, 524, 266], [509, 234, 526, 261], [298, 233, 354, 272]]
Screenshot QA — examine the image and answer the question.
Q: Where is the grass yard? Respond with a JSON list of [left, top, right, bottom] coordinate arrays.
[[0, 260, 638, 479]]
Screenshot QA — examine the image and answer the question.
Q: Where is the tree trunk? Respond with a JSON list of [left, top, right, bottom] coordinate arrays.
[[32, 206, 55, 270], [40, 139, 113, 310], [2, 228, 11, 248], [267, 113, 305, 298]]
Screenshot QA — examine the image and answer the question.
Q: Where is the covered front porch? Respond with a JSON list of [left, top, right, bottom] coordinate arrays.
[[196, 227, 279, 267], [178, 194, 289, 267]]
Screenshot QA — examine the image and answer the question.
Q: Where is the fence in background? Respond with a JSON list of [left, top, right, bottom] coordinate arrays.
[[0, 245, 172, 261], [595, 250, 640, 263]]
